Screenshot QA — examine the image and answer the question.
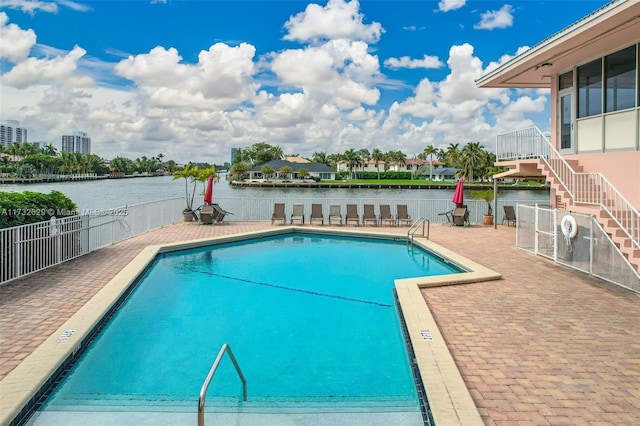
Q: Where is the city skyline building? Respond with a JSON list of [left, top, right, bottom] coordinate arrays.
[[61, 131, 91, 155], [0, 120, 28, 148]]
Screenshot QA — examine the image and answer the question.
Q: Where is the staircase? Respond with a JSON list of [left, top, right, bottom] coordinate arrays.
[[537, 159, 640, 274], [496, 127, 640, 276]]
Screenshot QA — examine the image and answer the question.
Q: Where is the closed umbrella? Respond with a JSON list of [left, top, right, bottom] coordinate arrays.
[[203, 175, 214, 205], [452, 178, 464, 207]]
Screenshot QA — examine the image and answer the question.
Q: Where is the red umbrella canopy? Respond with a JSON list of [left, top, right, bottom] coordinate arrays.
[[203, 175, 214, 204], [452, 178, 464, 207]]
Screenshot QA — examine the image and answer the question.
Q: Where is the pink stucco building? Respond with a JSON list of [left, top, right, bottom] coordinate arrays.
[[477, 0, 639, 274]]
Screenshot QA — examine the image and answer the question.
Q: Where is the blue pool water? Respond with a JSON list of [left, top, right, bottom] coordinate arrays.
[[36, 233, 461, 419]]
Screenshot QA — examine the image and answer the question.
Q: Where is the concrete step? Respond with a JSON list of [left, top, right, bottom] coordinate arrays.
[[27, 409, 425, 426]]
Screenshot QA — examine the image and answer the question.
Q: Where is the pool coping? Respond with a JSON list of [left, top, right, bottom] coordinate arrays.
[[0, 226, 500, 425]]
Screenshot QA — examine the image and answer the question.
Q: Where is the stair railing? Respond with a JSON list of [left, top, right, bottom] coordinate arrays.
[[497, 127, 639, 251]]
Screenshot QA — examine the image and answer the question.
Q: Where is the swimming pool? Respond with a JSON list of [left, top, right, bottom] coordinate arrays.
[[28, 233, 462, 424]]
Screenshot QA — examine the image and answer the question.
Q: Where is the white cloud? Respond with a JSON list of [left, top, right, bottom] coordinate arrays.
[[438, 0, 465, 12], [1, 45, 94, 88], [0, 12, 36, 62], [270, 39, 381, 110], [0, 0, 90, 13], [474, 5, 514, 30], [384, 55, 444, 70], [0, 0, 58, 13], [383, 43, 536, 155], [115, 43, 259, 110], [0, 2, 549, 163], [55, 0, 91, 12], [283, 0, 383, 43]]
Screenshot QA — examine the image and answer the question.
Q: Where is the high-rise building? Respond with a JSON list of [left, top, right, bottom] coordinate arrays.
[[0, 120, 28, 148], [231, 147, 238, 164], [61, 131, 91, 154]]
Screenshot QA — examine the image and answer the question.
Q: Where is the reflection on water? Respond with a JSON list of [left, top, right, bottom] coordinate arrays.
[[1, 174, 549, 210]]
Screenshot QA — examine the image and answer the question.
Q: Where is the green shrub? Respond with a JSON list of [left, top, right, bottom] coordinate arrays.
[[335, 171, 413, 180], [0, 190, 77, 229]]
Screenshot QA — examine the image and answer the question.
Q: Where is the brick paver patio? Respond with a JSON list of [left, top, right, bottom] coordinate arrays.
[[1, 220, 639, 425]]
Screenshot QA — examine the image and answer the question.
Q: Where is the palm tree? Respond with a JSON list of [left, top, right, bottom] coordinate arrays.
[[260, 164, 275, 180], [385, 150, 406, 173], [297, 167, 310, 180], [230, 162, 249, 180], [40, 143, 58, 156], [342, 149, 361, 179], [6, 142, 22, 157], [110, 156, 136, 175], [357, 148, 370, 178], [370, 148, 383, 180], [173, 163, 200, 212], [233, 148, 248, 164], [312, 151, 328, 165], [271, 145, 284, 161], [423, 145, 438, 182], [445, 143, 461, 168], [460, 142, 484, 182], [279, 165, 293, 180], [327, 153, 342, 170]]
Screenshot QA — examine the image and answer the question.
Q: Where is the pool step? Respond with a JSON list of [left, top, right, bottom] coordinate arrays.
[[27, 410, 425, 425]]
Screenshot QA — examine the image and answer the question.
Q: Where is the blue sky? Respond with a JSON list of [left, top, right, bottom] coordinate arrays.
[[0, 0, 609, 164]]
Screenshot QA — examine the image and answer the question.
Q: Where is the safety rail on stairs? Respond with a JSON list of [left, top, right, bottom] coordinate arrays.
[[496, 127, 639, 251]]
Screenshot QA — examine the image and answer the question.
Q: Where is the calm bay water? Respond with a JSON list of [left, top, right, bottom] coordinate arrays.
[[1, 174, 549, 211]]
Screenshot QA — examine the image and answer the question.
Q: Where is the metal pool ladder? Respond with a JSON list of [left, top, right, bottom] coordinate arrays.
[[198, 343, 247, 426], [408, 218, 429, 247]]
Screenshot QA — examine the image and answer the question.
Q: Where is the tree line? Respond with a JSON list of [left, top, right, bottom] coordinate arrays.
[[229, 141, 505, 182], [0, 142, 180, 178]]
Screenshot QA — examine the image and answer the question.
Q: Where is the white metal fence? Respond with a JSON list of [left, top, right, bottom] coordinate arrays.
[[211, 197, 531, 225], [0, 197, 184, 284], [516, 204, 640, 293]]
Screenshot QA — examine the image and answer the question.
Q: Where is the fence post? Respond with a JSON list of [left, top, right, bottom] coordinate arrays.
[[552, 208, 558, 262], [82, 215, 90, 255], [13, 227, 21, 280], [55, 218, 62, 264]]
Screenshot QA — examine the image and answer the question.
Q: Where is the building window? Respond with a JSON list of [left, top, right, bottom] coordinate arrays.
[[605, 45, 636, 113], [559, 71, 573, 90], [578, 59, 602, 118]]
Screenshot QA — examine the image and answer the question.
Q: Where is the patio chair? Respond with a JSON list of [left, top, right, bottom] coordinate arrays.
[[346, 204, 360, 226], [438, 209, 453, 223], [451, 206, 470, 226], [362, 204, 377, 226], [379, 204, 395, 226], [199, 204, 214, 225], [271, 203, 286, 225], [329, 204, 342, 225], [310, 203, 324, 225], [291, 203, 305, 225], [503, 205, 517, 227], [396, 204, 412, 226], [211, 203, 233, 224]]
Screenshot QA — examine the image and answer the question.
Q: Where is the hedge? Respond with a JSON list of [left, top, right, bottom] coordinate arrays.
[[0, 190, 78, 229], [336, 171, 413, 180]]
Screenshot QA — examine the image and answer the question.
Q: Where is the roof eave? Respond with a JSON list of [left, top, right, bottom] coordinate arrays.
[[476, 0, 631, 88]]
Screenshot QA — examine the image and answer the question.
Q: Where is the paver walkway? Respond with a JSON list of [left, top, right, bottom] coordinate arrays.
[[1, 221, 639, 425]]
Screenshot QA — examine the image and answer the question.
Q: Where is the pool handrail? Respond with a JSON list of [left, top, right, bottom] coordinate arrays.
[[198, 343, 247, 426], [408, 217, 429, 247]]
